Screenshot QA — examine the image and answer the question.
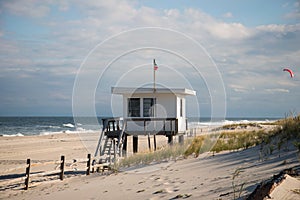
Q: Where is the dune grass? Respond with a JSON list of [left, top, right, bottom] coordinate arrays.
[[118, 141, 191, 169], [116, 115, 300, 169], [185, 114, 300, 157], [184, 130, 274, 157], [214, 121, 280, 131]]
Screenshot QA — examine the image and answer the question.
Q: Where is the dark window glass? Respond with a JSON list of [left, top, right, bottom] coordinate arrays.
[[143, 98, 155, 117], [128, 98, 140, 117], [180, 99, 183, 117]]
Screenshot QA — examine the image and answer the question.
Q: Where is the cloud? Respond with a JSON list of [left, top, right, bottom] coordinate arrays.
[[50, 92, 71, 101], [229, 84, 251, 93], [1, 0, 51, 18], [223, 12, 233, 18], [0, 0, 299, 116], [256, 24, 300, 33], [181, 8, 252, 40], [284, 1, 300, 20], [265, 88, 290, 93], [164, 9, 180, 18]]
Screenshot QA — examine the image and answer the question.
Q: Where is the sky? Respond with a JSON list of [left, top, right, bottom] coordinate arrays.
[[0, 0, 299, 118]]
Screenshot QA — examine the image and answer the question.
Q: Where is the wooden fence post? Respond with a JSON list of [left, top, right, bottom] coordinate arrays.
[[86, 154, 91, 175], [24, 158, 30, 190], [60, 155, 65, 180], [92, 159, 95, 173]]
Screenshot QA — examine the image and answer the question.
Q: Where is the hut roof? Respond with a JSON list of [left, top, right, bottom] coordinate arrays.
[[111, 87, 196, 96]]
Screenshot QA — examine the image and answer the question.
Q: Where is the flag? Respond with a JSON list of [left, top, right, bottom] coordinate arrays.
[[153, 59, 158, 71]]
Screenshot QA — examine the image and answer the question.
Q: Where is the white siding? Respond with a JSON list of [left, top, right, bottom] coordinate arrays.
[[176, 96, 186, 132], [120, 92, 188, 133], [156, 94, 176, 118]]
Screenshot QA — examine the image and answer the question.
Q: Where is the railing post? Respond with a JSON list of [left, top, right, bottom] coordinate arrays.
[[86, 154, 91, 175], [113, 139, 117, 167], [113, 120, 116, 131], [24, 158, 30, 190], [60, 155, 65, 180], [109, 139, 112, 165]]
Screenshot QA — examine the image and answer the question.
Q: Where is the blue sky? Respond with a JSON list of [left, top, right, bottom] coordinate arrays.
[[138, 0, 297, 26], [0, 0, 299, 118]]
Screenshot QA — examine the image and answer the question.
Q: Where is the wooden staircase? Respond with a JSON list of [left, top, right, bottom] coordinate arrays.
[[94, 118, 126, 164]]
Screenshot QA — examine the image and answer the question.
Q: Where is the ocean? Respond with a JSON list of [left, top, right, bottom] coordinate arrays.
[[0, 117, 280, 137], [0, 117, 101, 136]]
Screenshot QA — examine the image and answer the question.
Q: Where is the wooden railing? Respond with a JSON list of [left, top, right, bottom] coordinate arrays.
[[102, 117, 178, 135], [0, 154, 112, 191]]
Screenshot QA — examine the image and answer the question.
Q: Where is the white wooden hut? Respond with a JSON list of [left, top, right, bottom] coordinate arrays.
[[112, 87, 195, 133], [94, 86, 196, 159]]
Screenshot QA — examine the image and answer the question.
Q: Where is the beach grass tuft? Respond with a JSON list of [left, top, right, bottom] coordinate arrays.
[[118, 141, 191, 169], [117, 114, 300, 169], [185, 114, 300, 157]]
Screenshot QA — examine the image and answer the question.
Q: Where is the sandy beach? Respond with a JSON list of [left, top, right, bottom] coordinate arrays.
[[2, 1, 299, 199], [1, 129, 300, 200]]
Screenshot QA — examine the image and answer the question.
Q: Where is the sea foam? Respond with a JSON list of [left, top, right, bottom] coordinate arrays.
[[63, 123, 75, 128]]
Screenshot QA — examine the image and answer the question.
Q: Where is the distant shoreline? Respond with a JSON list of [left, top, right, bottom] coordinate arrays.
[[0, 116, 281, 137]]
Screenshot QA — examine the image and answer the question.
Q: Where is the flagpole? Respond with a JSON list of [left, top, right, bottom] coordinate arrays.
[[153, 59, 156, 119], [153, 59, 156, 93]]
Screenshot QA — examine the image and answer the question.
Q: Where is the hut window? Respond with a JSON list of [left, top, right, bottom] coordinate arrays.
[[128, 98, 140, 117], [180, 98, 183, 117], [143, 98, 156, 117]]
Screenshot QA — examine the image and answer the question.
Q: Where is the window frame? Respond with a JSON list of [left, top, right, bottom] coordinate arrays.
[[128, 98, 141, 117], [143, 98, 156, 117], [180, 98, 183, 117]]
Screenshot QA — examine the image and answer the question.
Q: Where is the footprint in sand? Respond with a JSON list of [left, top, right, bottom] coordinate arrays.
[[170, 193, 192, 199], [153, 188, 172, 194]]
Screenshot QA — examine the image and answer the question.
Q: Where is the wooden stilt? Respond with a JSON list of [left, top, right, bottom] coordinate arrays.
[[168, 135, 173, 145], [148, 133, 151, 151], [133, 135, 138, 153], [123, 134, 127, 156], [179, 135, 184, 144], [153, 134, 157, 151]]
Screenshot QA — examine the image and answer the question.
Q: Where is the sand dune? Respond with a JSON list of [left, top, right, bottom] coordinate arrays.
[[267, 174, 300, 200], [1, 132, 300, 200]]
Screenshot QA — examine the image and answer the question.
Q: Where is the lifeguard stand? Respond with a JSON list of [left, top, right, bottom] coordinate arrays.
[[94, 87, 196, 163]]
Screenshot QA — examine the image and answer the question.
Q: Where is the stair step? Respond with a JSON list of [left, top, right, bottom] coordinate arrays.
[[95, 119, 125, 161]]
